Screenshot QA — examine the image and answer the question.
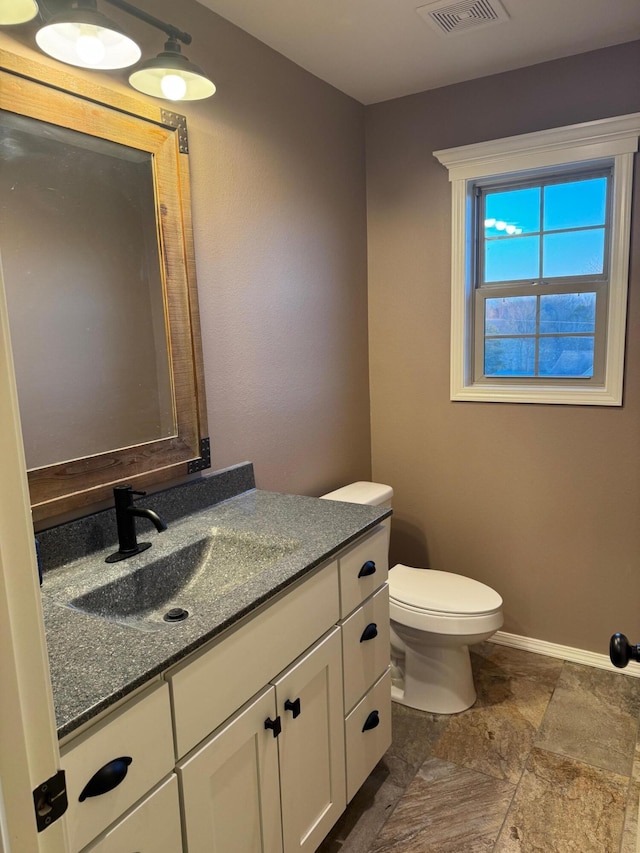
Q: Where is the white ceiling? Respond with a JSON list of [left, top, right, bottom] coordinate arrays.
[[195, 0, 640, 105]]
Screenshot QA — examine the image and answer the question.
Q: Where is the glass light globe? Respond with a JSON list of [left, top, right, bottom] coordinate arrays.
[[76, 32, 107, 66], [160, 73, 188, 101]]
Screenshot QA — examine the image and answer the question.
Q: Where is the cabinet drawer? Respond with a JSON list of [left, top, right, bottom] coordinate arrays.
[[81, 776, 182, 853], [338, 526, 388, 618], [344, 668, 392, 803], [341, 585, 390, 713], [61, 682, 174, 853], [168, 562, 340, 757]]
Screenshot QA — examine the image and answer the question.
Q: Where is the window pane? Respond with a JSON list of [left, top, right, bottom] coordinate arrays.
[[485, 187, 540, 236], [543, 177, 607, 231], [485, 296, 537, 335], [485, 236, 539, 282], [484, 338, 535, 376], [539, 337, 594, 377], [539, 292, 596, 334], [543, 228, 605, 278]]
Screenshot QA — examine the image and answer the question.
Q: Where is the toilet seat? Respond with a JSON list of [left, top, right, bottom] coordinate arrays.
[[389, 565, 502, 614], [389, 565, 503, 636]]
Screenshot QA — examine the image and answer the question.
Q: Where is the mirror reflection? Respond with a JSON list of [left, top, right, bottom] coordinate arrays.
[[0, 112, 175, 471]]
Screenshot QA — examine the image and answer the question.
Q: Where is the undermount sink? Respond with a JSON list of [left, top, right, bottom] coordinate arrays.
[[54, 528, 300, 632]]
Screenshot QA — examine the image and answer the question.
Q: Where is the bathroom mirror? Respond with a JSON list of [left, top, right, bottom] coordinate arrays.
[[0, 49, 209, 522]]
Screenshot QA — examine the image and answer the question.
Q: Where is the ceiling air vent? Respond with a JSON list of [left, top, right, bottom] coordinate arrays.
[[416, 0, 510, 36]]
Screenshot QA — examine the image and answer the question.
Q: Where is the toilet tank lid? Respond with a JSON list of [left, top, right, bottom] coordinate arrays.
[[320, 481, 393, 506]]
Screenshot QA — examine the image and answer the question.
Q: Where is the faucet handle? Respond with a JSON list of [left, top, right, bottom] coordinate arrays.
[[114, 485, 146, 497]]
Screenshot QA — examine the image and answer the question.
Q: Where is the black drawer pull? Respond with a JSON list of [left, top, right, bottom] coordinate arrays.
[[360, 623, 378, 642], [284, 698, 301, 718], [264, 716, 282, 738], [78, 757, 132, 801], [362, 710, 380, 732], [358, 560, 376, 578]]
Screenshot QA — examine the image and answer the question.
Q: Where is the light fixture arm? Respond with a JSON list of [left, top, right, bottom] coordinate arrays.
[[102, 0, 192, 45]]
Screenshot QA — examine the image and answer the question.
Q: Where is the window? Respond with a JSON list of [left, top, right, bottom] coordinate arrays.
[[477, 169, 610, 383], [434, 114, 639, 405]]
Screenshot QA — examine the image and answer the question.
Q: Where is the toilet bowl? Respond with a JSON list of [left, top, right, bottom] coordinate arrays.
[[389, 565, 503, 714], [320, 481, 503, 715]]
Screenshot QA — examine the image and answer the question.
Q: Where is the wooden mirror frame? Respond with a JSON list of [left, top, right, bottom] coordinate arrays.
[[0, 49, 209, 522]]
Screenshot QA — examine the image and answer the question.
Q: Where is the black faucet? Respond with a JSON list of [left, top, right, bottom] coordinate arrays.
[[106, 485, 168, 563]]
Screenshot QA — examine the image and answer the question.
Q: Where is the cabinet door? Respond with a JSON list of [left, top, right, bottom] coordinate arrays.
[[82, 776, 182, 852], [177, 686, 283, 853], [274, 627, 346, 853]]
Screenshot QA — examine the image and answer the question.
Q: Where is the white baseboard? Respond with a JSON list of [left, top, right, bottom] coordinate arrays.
[[489, 630, 640, 679]]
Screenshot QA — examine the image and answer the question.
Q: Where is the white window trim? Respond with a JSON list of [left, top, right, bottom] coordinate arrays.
[[434, 114, 640, 405]]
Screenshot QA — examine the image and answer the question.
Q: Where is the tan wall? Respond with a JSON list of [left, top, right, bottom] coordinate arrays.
[[0, 0, 371, 501], [366, 41, 640, 654]]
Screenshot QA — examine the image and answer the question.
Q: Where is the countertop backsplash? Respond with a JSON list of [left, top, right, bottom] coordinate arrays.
[[37, 461, 257, 574]]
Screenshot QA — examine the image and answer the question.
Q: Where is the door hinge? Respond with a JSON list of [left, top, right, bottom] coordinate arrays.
[[33, 769, 68, 832]]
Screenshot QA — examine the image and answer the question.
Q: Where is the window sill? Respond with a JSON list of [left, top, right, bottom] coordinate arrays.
[[451, 383, 622, 406]]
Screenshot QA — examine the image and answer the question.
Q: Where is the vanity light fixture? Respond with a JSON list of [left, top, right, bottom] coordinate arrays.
[[0, 0, 39, 25], [36, 0, 141, 69], [11, 0, 216, 100], [129, 37, 216, 101]]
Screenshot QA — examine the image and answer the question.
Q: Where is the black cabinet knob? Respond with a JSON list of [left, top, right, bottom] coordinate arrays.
[[610, 633, 640, 668], [358, 560, 376, 578], [78, 757, 132, 802], [264, 716, 282, 738], [284, 698, 301, 718]]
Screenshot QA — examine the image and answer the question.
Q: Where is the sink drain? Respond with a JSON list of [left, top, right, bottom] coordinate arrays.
[[163, 607, 189, 623]]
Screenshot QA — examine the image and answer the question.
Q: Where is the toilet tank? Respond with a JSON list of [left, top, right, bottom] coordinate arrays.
[[320, 481, 393, 550]]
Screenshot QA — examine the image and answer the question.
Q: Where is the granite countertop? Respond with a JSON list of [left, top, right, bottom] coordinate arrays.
[[41, 478, 390, 740]]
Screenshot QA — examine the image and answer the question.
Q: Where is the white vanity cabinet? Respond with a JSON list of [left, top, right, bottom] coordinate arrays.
[[177, 628, 345, 853], [59, 523, 391, 853]]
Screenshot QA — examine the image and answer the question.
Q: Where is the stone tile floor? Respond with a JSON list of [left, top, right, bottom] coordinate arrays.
[[319, 643, 640, 853]]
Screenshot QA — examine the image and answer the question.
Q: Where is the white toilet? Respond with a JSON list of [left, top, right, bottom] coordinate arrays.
[[321, 481, 503, 714]]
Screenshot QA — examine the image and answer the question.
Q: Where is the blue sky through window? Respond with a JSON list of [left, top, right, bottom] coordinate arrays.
[[543, 177, 607, 231], [483, 176, 608, 283]]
